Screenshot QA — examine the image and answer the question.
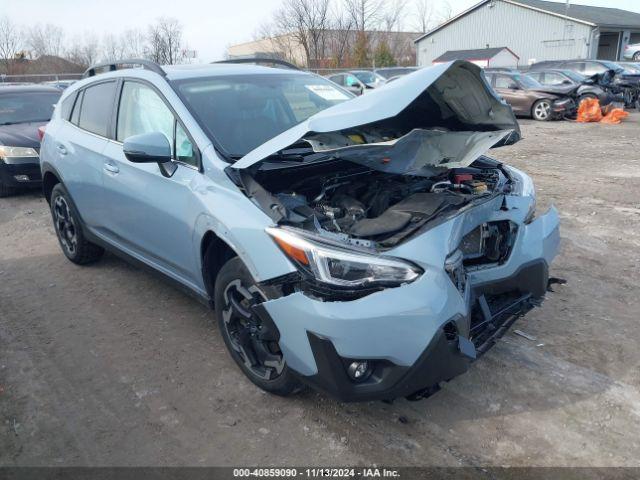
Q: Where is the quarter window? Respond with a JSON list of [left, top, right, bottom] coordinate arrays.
[[117, 81, 197, 168], [77, 81, 117, 137]]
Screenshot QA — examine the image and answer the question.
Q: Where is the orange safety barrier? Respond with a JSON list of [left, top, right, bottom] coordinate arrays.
[[576, 98, 603, 122], [600, 106, 629, 124], [576, 97, 629, 124]]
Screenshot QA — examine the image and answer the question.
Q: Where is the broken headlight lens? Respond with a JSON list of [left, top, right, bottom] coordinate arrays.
[[505, 165, 536, 222], [266, 227, 422, 288]]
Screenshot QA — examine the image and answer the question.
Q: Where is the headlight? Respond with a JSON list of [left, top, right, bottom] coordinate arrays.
[[504, 165, 536, 222], [0, 146, 39, 158], [266, 227, 422, 288]]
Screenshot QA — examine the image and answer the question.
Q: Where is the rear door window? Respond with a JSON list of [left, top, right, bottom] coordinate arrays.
[[544, 72, 566, 85], [70, 90, 83, 125], [60, 91, 77, 120], [77, 81, 117, 137], [495, 75, 516, 89]]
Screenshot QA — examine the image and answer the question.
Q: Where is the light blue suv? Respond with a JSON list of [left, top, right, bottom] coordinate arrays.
[[40, 58, 560, 402]]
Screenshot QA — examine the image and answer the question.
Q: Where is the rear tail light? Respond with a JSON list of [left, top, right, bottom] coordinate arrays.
[[38, 125, 46, 142]]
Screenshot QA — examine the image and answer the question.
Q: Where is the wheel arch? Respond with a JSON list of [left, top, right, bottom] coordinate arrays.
[[42, 170, 61, 204], [200, 230, 239, 303]]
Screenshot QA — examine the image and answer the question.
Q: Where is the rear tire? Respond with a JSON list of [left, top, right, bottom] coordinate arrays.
[[532, 99, 552, 121], [633, 52, 640, 61], [50, 183, 104, 265], [214, 256, 302, 397]]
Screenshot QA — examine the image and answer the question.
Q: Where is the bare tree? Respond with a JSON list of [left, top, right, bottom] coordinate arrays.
[[122, 29, 147, 58], [439, 0, 453, 22], [381, 0, 409, 32], [66, 33, 100, 67], [343, 0, 385, 31], [272, 0, 331, 68], [27, 23, 64, 57], [413, 0, 435, 32], [147, 17, 185, 65], [325, 6, 353, 67], [102, 33, 127, 62], [0, 16, 22, 73]]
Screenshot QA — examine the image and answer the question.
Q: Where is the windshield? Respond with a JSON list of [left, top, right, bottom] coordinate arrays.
[[353, 71, 377, 84], [600, 61, 624, 72], [621, 64, 640, 74], [376, 68, 417, 79], [176, 73, 352, 158], [0, 91, 61, 125], [513, 74, 541, 89]]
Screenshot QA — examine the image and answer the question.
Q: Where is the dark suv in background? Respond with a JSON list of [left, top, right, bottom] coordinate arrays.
[[0, 85, 61, 197]]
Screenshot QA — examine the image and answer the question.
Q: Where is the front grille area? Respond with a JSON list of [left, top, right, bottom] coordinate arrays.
[[459, 221, 518, 267], [469, 291, 534, 356]]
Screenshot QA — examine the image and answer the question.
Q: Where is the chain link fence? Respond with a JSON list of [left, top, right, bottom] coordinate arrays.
[[0, 73, 83, 85]]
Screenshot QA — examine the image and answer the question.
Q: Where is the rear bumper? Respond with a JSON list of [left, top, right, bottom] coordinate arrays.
[[0, 157, 42, 187]]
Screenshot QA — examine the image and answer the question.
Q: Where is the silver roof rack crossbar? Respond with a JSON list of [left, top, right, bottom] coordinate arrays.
[[213, 57, 300, 70], [82, 59, 167, 79]]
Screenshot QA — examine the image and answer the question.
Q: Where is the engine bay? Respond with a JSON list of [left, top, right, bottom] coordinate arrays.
[[248, 156, 510, 248]]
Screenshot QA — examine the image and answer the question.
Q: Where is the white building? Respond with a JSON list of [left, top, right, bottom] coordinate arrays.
[[415, 0, 640, 67]]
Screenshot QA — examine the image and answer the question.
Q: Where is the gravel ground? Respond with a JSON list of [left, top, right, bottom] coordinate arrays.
[[1, 113, 639, 467]]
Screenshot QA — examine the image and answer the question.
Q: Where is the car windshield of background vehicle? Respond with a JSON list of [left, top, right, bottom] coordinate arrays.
[[601, 61, 625, 72], [175, 74, 352, 158], [0, 92, 61, 125], [354, 71, 376, 83]]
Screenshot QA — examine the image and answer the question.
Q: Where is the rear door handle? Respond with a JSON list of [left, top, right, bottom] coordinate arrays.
[[56, 144, 67, 155], [104, 163, 119, 174]]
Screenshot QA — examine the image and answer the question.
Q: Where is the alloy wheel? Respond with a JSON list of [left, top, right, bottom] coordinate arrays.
[[534, 100, 551, 120], [221, 280, 285, 381], [53, 195, 78, 256]]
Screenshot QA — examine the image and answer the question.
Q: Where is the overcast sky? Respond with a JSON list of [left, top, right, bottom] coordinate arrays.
[[3, 0, 640, 62]]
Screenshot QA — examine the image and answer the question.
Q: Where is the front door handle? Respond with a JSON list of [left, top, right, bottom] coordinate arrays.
[[104, 163, 119, 174]]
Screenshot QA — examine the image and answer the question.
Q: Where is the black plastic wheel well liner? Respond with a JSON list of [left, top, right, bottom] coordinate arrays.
[[201, 231, 238, 303], [42, 170, 61, 204]]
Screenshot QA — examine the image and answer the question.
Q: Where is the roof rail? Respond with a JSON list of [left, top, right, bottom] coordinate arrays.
[[82, 59, 167, 79], [213, 57, 300, 71]]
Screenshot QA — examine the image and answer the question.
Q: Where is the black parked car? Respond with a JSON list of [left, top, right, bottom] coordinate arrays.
[[526, 69, 617, 106], [0, 85, 61, 197], [528, 59, 640, 108]]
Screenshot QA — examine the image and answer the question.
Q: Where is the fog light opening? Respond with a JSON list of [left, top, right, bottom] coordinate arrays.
[[347, 361, 373, 383], [443, 321, 459, 341], [14, 174, 30, 182]]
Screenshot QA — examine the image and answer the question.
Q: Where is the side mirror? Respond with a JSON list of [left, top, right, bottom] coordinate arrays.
[[123, 132, 171, 164], [508, 83, 520, 90], [562, 79, 572, 85]]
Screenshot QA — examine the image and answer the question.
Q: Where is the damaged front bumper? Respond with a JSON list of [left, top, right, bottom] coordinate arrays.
[[258, 199, 560, 402]]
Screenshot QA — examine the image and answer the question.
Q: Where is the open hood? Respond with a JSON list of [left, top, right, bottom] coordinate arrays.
[[231, 60, 520, 173]]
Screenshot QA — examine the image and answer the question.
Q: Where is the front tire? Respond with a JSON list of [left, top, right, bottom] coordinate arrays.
[[50, 183, 104, 265], [532, 99, 552, 121], [214, 256, 302, 396], [633, 52, 640, 61]]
